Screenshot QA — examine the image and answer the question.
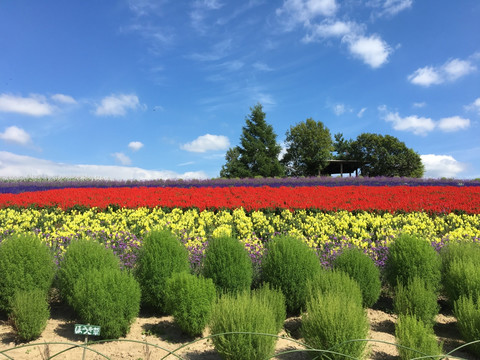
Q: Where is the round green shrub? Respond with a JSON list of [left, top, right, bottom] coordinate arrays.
[[10, 289, 50, 341], [393, 276, 439, 328], [0, 233, 55, 312], [251, 283, 286, 333], [209, 291, 278, 360], [135, 229, 190, 311], [454, 294, 480, 356], [302, 291, 369, 360], [395, 314, 443, 360], [71, 267, 141, 339], [261, 235, 322, 314], [384, 233, 441, 292], [306, 269, 363, 309], [202, 235, 253, 294], [164, 272, 216, 337], [333, 247, 381, 308], [57, 238, 120, 306]]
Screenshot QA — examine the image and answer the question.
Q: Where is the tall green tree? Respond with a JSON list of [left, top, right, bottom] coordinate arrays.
[[220, 103, 284, 178], [281, 118, 333, 176], [333, 132, 352, 160], [348, 133, 424, 177]]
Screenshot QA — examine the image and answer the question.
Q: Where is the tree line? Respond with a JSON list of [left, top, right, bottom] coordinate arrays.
[[220, 103, 424, 178]]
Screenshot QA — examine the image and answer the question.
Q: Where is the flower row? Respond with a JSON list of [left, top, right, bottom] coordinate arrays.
[[1, 185, 480, 213]]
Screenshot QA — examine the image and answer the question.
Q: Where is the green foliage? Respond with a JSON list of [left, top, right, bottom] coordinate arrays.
[[209, 291, 278, 360], [71, 267, 141, 339], [347, 133, 424, 177], [306, 269, 363, 307], [164, 272, 216, 337], [10, 289, 50, 341], [0, 233, 55, 312], [332, 247, 381, 308], [302, 291, 369, 360], [454, 294, 480, 356], [384, 233, 441, 292], [333, 133, 352, 160], [57, 238, 120, 306], [135, 229, 190, 311], [393, 276, 439, 328], [202, 236, 253, 294], [220, 103, 285, 178], [261, 235, 322, 315], [251, 283, 286, 333], [281, 118, 333, 176], [441, 241, 480, 305], [395, 314, 443, 360]]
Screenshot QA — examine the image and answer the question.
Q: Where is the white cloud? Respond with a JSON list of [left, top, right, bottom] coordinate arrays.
[[128, 141, 144, 151], [112, 152, 132, 166], [413, 102, 426, 108], [51, 94, 76, 104], [0, 126, 31, 145], [384, 111, 435, 135], [357, 108, 367, 117], [333, 104, 346, 116], [408, 57, 477, 87], [253, 62, 273, 72], [367, 0, 413, 17], [181, 134, 230, 153], [0, 93, 55, 116], [466, 97, 480, 114], [421, 154, 467, 178], [0, 151, 207, 180], [344, 34, 392, 68], [190, 39, 232, 61], [303, 20, 358, 42], [276, 0, 338, 30], [95, 94, 141, 116], [437, 116, 470, 132]]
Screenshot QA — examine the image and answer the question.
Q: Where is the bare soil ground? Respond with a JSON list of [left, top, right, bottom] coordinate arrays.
[[0, 296, 476, 360]]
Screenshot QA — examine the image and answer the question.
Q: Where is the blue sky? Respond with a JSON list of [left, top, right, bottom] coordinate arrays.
[[0, 0, 479, 180]]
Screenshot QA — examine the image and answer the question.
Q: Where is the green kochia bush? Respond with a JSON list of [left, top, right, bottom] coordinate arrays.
[[393, 276, 439, 328], [302, 291, 369, 360], [71, 268, 141, 339], [209, 290, 280, 360], [202, 236, 253, 294], [384, 233, 441, 292], [251, 283, 286, 333], [395, 314, 443, 360], [135, 229, 190, 311], [57, 237, 120, 306], [0, 234, 55, 312], [333, 247, 381, 308], [164, 272, 216, 337], [261, 235, 321, 314], [454, 294, 480, 356], [10, 289, 50, 341]]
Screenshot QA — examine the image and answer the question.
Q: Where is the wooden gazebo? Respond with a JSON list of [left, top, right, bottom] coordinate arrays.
[[320, 160, 363, 177]]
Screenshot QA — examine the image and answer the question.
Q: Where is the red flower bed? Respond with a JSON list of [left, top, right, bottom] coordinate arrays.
[[0, 186, 479, 214]]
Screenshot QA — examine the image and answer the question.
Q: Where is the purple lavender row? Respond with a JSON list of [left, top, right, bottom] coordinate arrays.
[[1, 176, 479, 194]]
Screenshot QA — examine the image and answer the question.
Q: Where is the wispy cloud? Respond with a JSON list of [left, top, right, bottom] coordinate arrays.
[[421, 154, 466, 178], [367, 0, 413, 18], [128, 141, 144, 151], [51, 94, 77, 104], [252, 62, 274, 71], [357, 107, 367, 117], [276, 0, 338, 30], [190, 39, 233, 61], [413, 102, 426, 108], [303, 20, 359, 42], [112, 152, 132, 166], [0, 151, 207, 180], [0, 93, 55, 116], [408, 56, 477, 87], [0, 126, 32, 145], [466, 97, 480, 114], [190, 0, 224, 33], [94, 94, 142, 117], [181, 134, 230, 153]]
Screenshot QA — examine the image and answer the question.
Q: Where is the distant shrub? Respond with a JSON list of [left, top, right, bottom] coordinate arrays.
[[395, 314, 443, 360], [202, 236, 253, 294], [10, 289, 49, 341], [0, 233, 55, 312], [210, 291, 278, 360], [261, 235, 321, 314], [302, 291, 369, 360], [135, 229, 190, 311], [384, 233, 441, 291], [71, 267, 141, 339], [333, 247, 381, 308], [57, 237, 120, 306], [164, 272, 216, 337], [441, 242, 480, 305], [306, 269, 363, 308], [251, 283, 286, 333], [393, 276, 439, 328], [454, 294, 480, 356]]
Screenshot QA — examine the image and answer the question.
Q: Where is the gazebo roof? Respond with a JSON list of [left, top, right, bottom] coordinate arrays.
[[321, 159, 363, 176]]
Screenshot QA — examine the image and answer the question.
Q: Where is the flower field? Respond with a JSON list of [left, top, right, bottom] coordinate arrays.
[[0, 177, 479, 272]]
